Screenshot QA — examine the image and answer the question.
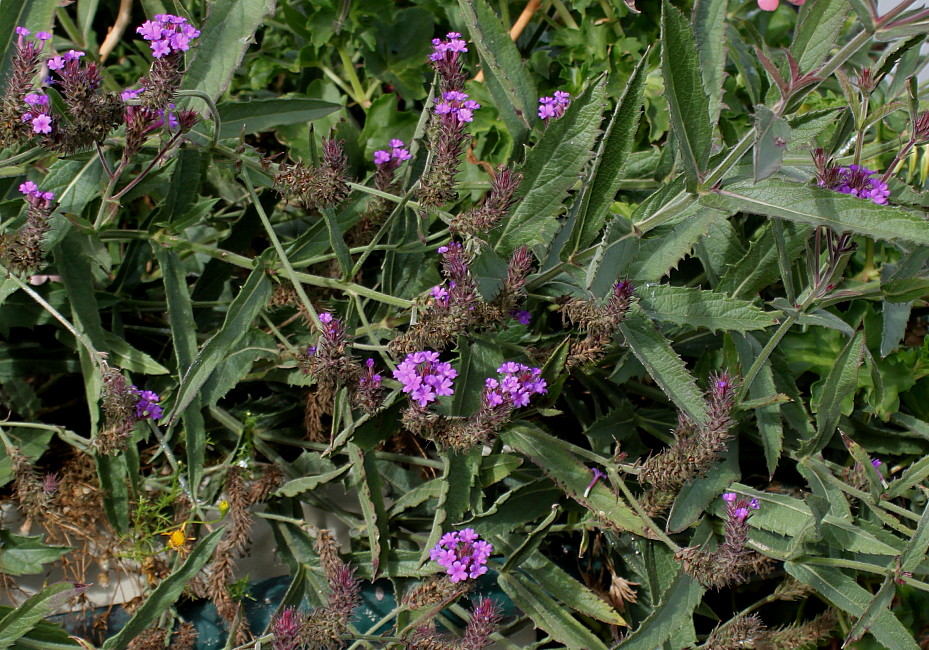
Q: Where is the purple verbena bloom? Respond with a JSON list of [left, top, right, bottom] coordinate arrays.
[[131, 386, 163, 420], [819, 164, 891, 205], [121, 87, 145, 101], [393, 350, 457, 407], [46, 56, 64, 71], [871, 458, 883, 468], [538, 91, 570, 122], [31, 114, 52, 134], [583, 467, 606, 497], [64, 49, 85, 61], [319, 312, 334, 324], [15, 27, 30, 37], [19, 181, 37, 195], [430, 528, 492, 583], [514, 310, 531, 325], [36, 32, 52, 41], [373, 150, 391, 165]]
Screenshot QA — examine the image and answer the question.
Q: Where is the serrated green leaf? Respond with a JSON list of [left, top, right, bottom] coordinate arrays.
[[170, 263, 271, 420], [217, 98, 342, 138], [616, 571, 705, 649], [801, 331, 864, 456], [499, 423, 646, 535], [638, 284, 775, 332], [275, 465, 351, 498], [479, 454, 522, 487], [819, 515, 901, 555], [349, 443, 389, 579], [735, 334, 783, 477], [99, 331, 169, 375], [900, 502, 929, 573], [181, 0, 276, 102], [725, 483, 814, 537], [886, 452, 929, 499], [0, 531, 70, 577], [846, 577, 897, 646], [881, 301, 911, 357], [882, 277, 929, 302], [694, 0, 728, 125], [785, 563, 918, 650], [717, 221, 811, 298], [703, 180, 929, 246], [619, 305, 708, 425], [101, 528, 224, 649], [459, 0, 536, 143], [791, 0, 850, 73], [570, 51, 650, 253], [0, 582, 85, 647], [494, 82, 606, 256], [497, 573, 609, 650], [661, 3, 711, 192], [754, 105, 791, 182]]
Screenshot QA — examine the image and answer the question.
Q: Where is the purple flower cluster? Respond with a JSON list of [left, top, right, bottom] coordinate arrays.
[[722, 492, 760, 522], [358, 358, 382, 391], [15, 27, 52, 45], [484, 362, 547, 409], [430, 528, 492, 583], [19, 181, 54, 208], [373, 138, 411, 166], [430, 284, 450, 307], [538, 91, 571, 121], [434, 91, 480, 125], [512, 309, 531, 326], [131, 386, 163, 420], [136, 14, 201, 58], [22, 91, 52, 135], [393, 351, 457, 407], [819, 164, 890, 205], [430, 32, 468, 62], [46, 48, 84, 72]]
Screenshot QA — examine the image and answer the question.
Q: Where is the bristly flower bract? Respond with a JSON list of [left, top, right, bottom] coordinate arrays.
[[0, 182, 55, 275], [559, 279, 635, 368]]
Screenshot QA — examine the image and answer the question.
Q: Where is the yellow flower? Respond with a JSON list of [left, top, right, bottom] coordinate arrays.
[[218, 499, 230, 516], [161, 522, 195, 555]]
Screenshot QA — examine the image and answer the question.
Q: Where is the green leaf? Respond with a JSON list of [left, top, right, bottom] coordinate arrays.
[[494, 81, 606, 256], [801, 331, 864, 456], [881, 277, 929, 302], [615, 571, 705, 649], [882, 300, 912, 356], [101, 528, 225, 650], [0, 0, 56, 91], [570, 51, 650, 253], [181, 0, 276, 102], [637, 284, 775, 332], [217, 97, 342, 138], [735, 334, 783, 477], [170, 263, 272, 420], [900, 502, 929, 573], [421, 450, 480, 566], [846, 577, 898, 646], [753, 105, 792, 182], [500, 423, 646, 535], [819, 515, 901, 555], [886, 451, 929, 499], [0, 426, 53, 489], [348, 443, 389, 579], [158, 148, 207, 229], [275, 464, 351, 497], [100, 331, 169, 375], [785, 563, 918, 650], [0, 582, 85, 647], [703, 180, 929, 246], [0, 531, 69, 576], [717, 221, 811, 298], [619, 305, 708, 425], [693, 0, 728, 125], [661, 2, 711, 192], [459, 0, 536, 142], [153, 246, 207, 500], [791, 0, 850, 74], [497, 573, 609, 650]]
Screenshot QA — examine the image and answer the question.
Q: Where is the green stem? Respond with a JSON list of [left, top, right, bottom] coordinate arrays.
[[550, 0, 579, 28], [0, 146, 44, 170], [92, 173, 121, 230], [337, 46, 371, 109], [736, 313, 797, 402], [111, 131, 184, 201], [241, 172, 321, 327], [609, 468, 681, 553], [1, 264, 106, 370]]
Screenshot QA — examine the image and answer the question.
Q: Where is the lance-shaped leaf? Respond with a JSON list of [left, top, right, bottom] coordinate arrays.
[[101, 528, 225, 649], [637, 284, 775, 332], [459, 0, 536, 143], [694, 0, 728, 125], [616, 571, 705, 649], [702, 180, 929, 246], [661, 3, 711, 192], [800, 331, 865, 456], [494, 81, 606, 256], [0, 582, 86, 647], [619, 305, 708, 425], [791, 0, 850, 74], [349, 443, 389, 578], [735, 334, 783, 477], [754, 105, 792, 182]]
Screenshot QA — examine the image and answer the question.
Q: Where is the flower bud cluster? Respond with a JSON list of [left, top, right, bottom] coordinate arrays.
[[538, 91, 571, 121], [133, 15, 200, 110], [407, 596, 502, 650], [301, 312, 360, 389], [430, 528, 493, 583], [451, 166, 523, 237], [639, 372, 737, 512], [353, 358, 384, 414], [678, 490, 771, 589], [0, 29, 51, 147], [559, 280, 636, 368], [390, 244, 533, 355], [276, 138, 351, 212], [373, 138, 412, 192], [0, 182, 56, 274]]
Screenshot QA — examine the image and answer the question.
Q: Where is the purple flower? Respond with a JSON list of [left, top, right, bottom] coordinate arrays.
[[429, 31, 468, 62], [434, 91, 480, 126], [64, 49, 85, 61], [584, 467, 606, 497], [871, 458, 883, 469], [430, 528, 492, 583], [46, 56, 64, 71], [393, 350, 457, 407], [513, 310, 531, 325], [538, 92, 570, 122], [132, 387, 163, 420], [121, 87, 145, 101], [151, 39, 171, 58], [137, 20, 164, 41], [36, 32, 52, 41], [31, 114, 52, 134], [481, 362, 546, 410], [373, 150, 391, 165], [24, 93, 48, 106], [19, 181, 37, 195], [820, 164, 891, 205], [15, 27, 30, 37], [319, 312, 333, 324]]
